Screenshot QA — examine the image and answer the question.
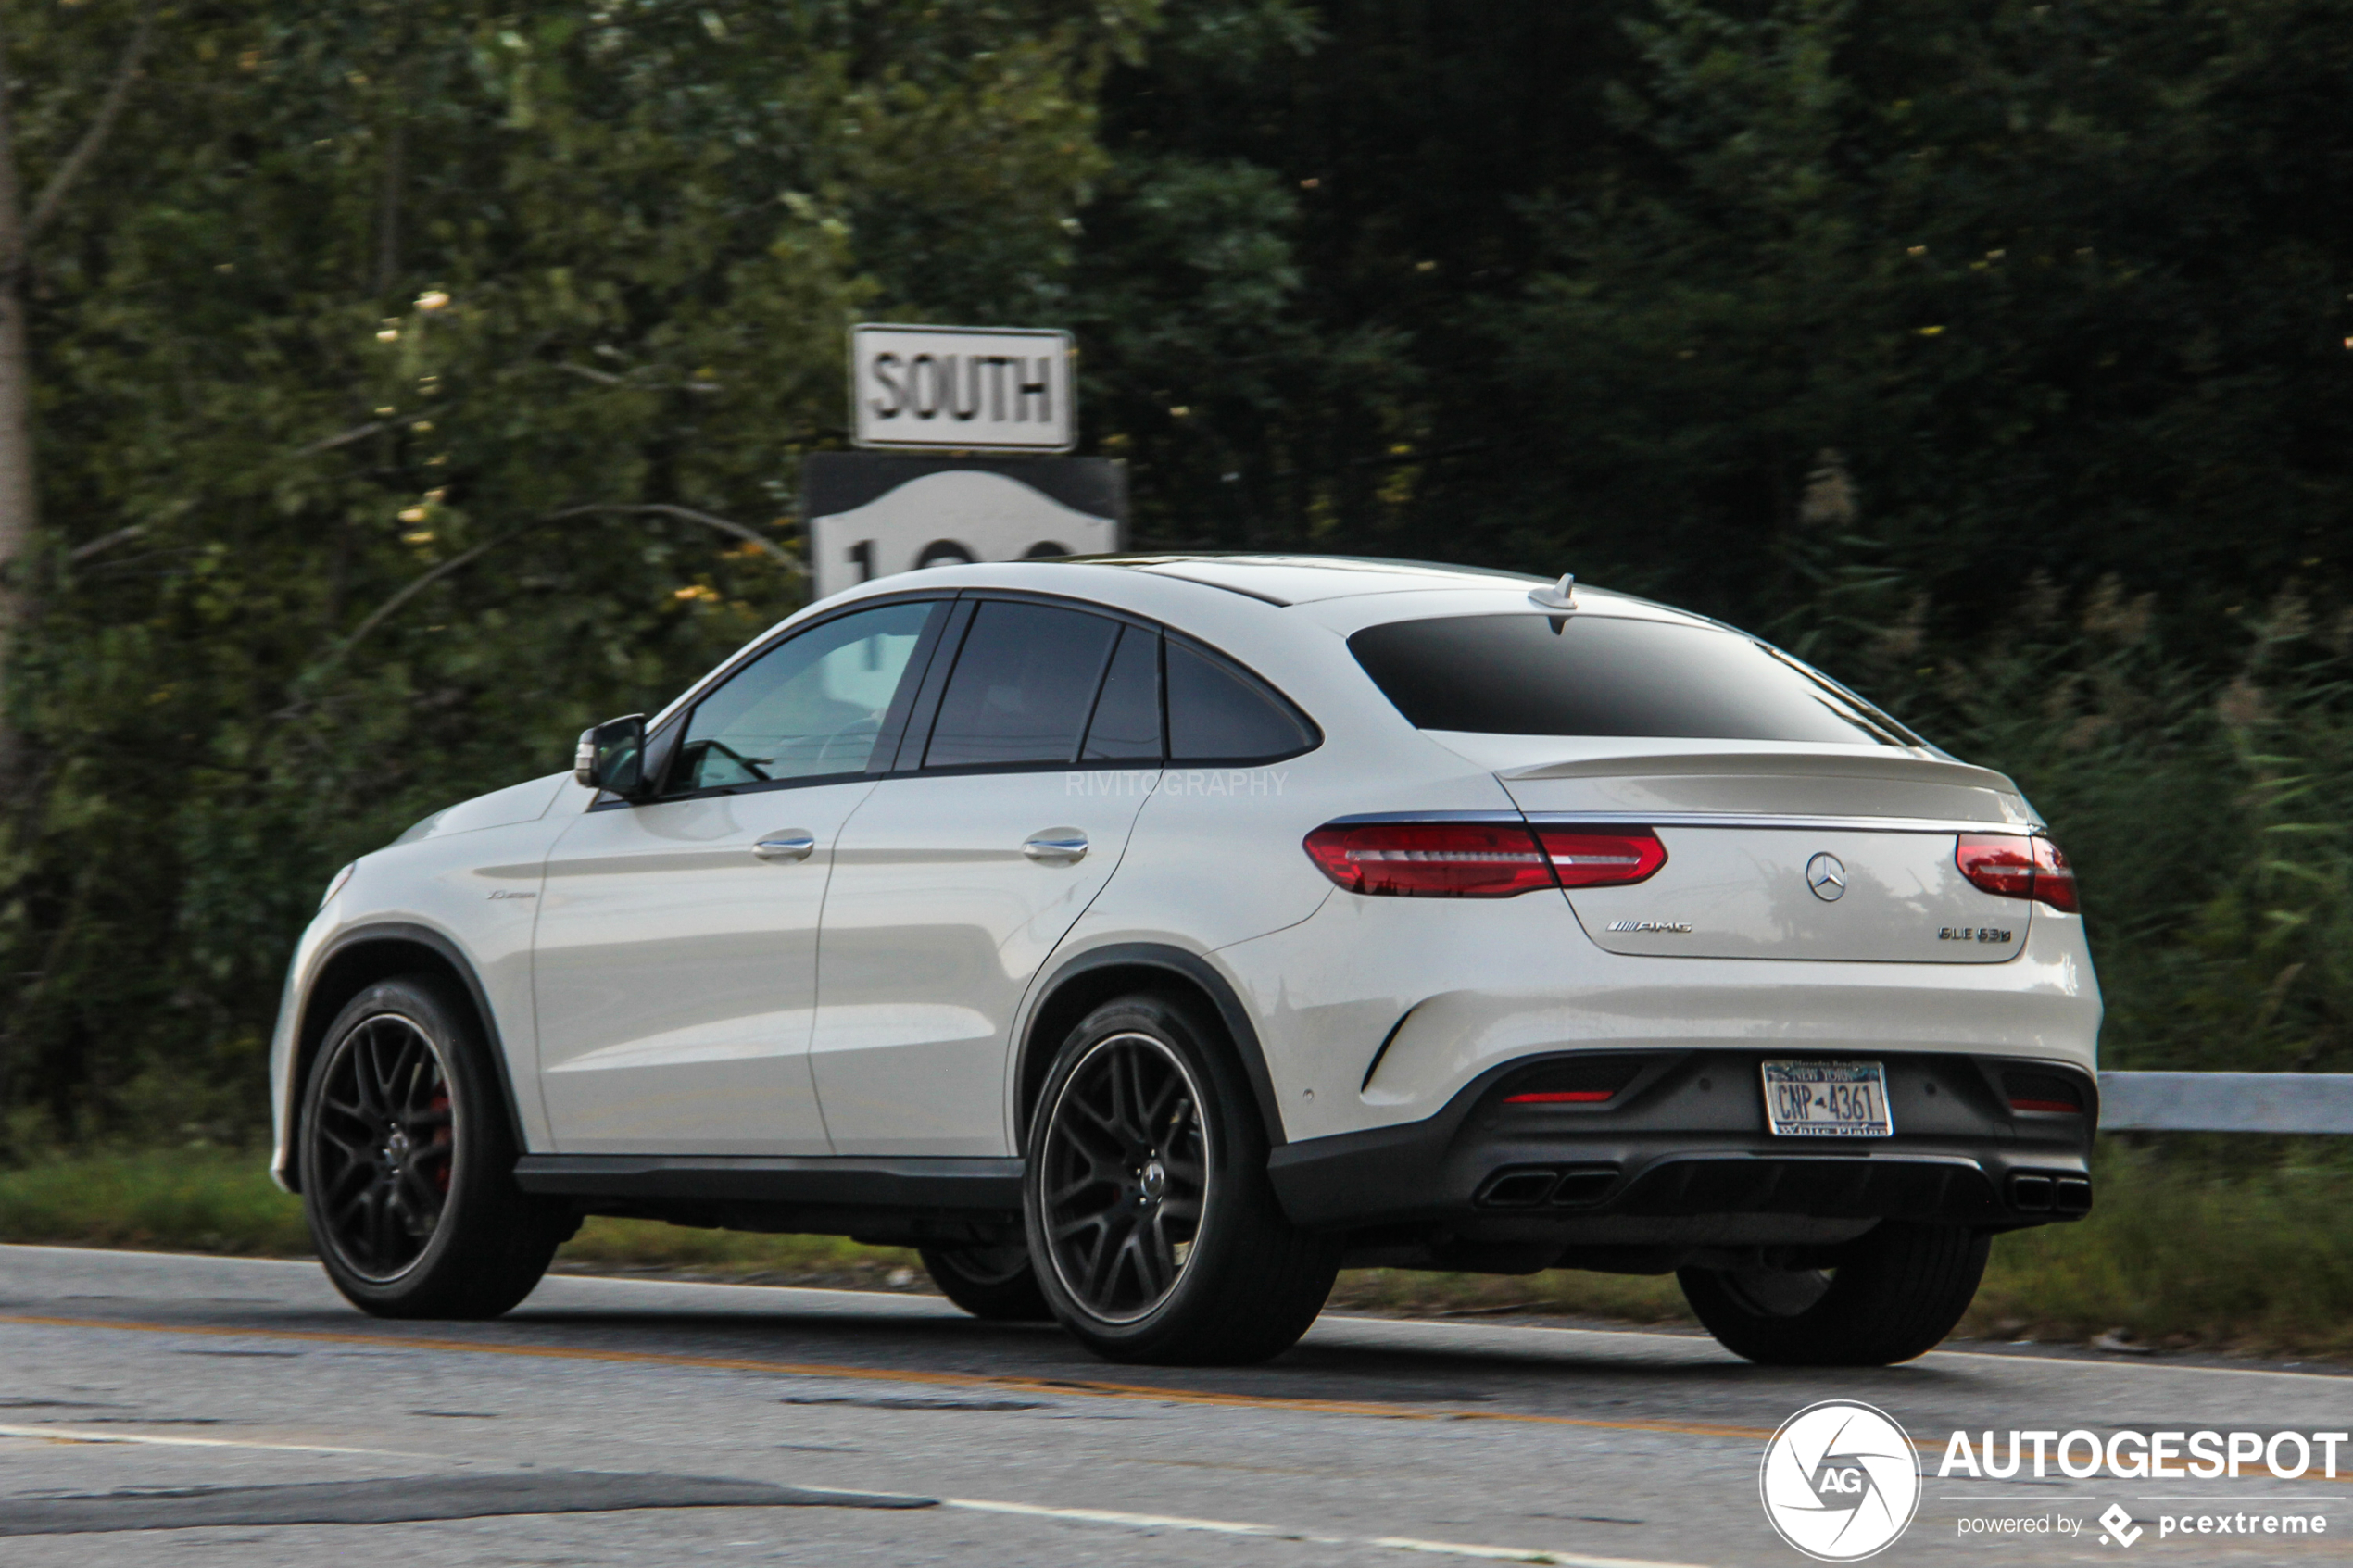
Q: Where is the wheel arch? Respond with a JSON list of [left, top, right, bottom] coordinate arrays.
[[282, 922, 528, 1193], [1016, 944, 1287, 1152]]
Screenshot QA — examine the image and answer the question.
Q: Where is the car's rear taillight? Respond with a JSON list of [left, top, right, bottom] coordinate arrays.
[[1956, 835, 2034, 897], [1302, 822, 1556, 897], [1957, 834, 2079, 912], [1303, 821, 1667, 898], [2031, 835, 2078, 913], [1534, 826, 1668, 888]]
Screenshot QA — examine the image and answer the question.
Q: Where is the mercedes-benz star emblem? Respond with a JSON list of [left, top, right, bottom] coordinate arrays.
[[1806, 852, 1848, 902]]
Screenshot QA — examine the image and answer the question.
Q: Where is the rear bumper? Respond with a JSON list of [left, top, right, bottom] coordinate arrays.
[[1266, 1047, 2095, 1246]]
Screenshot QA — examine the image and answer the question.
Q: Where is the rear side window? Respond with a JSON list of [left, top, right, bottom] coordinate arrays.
[[1081, 625, 1163, 761], [925, 601, 1123, 768], [1347, 614, 1919, 746], [1167, 641, 1317, 761]]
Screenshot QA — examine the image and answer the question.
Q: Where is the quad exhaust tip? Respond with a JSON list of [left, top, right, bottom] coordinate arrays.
[[2007, 1172, 2093, 1216], [1474, 1164, 1620, 1210]]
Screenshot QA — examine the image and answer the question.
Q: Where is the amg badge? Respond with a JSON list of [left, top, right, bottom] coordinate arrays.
[[1607, 919, 1693, 934]]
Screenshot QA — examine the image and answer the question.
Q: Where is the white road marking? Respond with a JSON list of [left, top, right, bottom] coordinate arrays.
[[0, 1424, 1707, 1563], [945, 1498, 1306, 1539], [943, 1498, 1708, 1568], [1370, 1539, 1701, 1568], [0, 1423, 408, 1457]]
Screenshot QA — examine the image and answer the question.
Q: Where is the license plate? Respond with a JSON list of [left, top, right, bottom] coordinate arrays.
[[1761, 1060, 1892, 1137]]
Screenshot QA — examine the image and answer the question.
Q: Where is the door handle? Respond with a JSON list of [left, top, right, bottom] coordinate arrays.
[[1023, 830, 1089, 864], [752, 830, 817, 862]]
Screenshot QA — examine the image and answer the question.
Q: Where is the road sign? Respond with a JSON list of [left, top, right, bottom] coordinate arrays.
[[802, 453, 1123, 602], [849, 323, 1075, 452]]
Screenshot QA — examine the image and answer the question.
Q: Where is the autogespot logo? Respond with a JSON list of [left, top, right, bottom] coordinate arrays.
[[1760, 1400, 1922, 1561]]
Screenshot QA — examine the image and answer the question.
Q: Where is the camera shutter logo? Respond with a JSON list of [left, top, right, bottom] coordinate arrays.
[[1759, 1400, 1920, 1561]]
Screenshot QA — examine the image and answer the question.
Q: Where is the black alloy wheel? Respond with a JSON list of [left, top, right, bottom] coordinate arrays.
[[917, 1244, 1053, 1322], [300, 975, 573, 1319], [1037, 1030, 1211, 1323], [1677, 1221, 1991, 1366], [1024, 994, 1340, 1365], [307, 1011, 456, 1282]]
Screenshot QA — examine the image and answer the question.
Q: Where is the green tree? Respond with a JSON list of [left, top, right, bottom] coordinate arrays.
[[0, 0, 1148, 1145], [1074, 0, 1637, 549], [0, 0, 161, 776], [1075, 0, 2353, 1078]]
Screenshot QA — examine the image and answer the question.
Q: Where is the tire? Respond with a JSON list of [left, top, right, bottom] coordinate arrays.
[[1023, 993, 1340, 1366], [919, 1244, 1053, 1322], [1677, 1222, 1991, 1366], [298, 974, 574, 1320]]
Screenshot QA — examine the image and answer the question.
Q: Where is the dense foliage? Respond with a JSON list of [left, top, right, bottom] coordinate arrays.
[[0, 0, 1147, 1139], [3, 0, 2348, 1147], [1079, 0, 2353, 1083]]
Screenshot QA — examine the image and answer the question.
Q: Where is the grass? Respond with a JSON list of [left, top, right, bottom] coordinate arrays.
[[5, 1142, 2349, 1359], [0, 1148, 314, 1257], [553, 1214, 922, 1289], [0, 1148, 925, 1287], [1964, 1142, 2353, 1357]]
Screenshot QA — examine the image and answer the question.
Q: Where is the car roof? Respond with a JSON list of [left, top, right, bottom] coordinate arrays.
[[690, 553, 1744, 738], [816, 553, 1720, 635], [1043, 553, 1719, 631], [1067, 553, 1546, 606]]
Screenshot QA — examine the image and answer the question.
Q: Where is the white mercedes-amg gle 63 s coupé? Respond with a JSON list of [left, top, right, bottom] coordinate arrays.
[[271, 554, 2099, 1366]]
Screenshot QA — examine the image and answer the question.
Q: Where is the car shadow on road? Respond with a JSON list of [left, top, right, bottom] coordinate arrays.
[[472, 1298, 1985, 1421]]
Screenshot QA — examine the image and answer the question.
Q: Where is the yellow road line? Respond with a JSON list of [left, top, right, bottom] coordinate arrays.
[[0, 1311, 1766, 1440], [5, 1312, 2346, 1487]]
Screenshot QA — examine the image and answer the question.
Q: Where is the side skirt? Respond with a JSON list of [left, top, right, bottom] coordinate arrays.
[[512, 1154, 1025, 1248]]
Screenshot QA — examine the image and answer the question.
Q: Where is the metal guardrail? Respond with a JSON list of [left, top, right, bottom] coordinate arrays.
[[2098, 1072, 2353, 1135]]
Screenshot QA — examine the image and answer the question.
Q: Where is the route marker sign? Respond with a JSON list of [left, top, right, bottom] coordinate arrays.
[[849, 323, 1075, 452], [801, 453, 1123, 602]]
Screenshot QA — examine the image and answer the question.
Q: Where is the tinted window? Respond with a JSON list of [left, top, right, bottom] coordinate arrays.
[[673, 601, 937, 792], [1347, 614, 1919, 746], [1167, 642, 1316, 760], [1081, 626, 1163, 761], [925, 601, 1122, 768]]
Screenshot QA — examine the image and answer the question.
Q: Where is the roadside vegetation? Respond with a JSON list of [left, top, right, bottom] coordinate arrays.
[[0, 3, 2348, 1356], [5, 0, 2350, 1156], [8, 1140, 2347, 1362]]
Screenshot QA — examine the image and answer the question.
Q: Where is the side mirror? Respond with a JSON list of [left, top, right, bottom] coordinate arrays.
[[573, 713, 648, 796]]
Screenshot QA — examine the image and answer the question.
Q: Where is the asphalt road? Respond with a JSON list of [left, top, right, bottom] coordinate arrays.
[[0, 1245, 2345, 1565]]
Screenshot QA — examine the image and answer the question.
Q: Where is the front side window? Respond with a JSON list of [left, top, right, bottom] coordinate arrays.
[[672, 600, 937, 792], [1346, 613, 1920, 746]]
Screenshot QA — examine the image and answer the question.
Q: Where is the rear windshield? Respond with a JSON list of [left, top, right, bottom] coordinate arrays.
[[1347, 613, 1919, 746]]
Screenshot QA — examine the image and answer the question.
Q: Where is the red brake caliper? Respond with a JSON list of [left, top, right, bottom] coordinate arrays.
[[430, 1091, 453, 1193]]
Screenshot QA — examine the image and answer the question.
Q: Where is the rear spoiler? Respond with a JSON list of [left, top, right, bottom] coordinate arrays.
[[1496, 749, 2021, 795]]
